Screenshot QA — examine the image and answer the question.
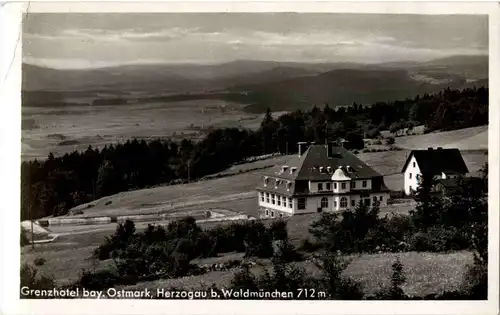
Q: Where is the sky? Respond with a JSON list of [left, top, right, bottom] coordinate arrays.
[[23, 13, 488, 69]]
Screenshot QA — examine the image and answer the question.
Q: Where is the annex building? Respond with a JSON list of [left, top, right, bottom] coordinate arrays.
[[401, 147, 469, 195]]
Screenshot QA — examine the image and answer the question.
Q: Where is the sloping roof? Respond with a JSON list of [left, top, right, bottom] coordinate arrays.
[[401, 148, 469, 176], [263, 144, 381, 181], [256, 144, 387, 195]]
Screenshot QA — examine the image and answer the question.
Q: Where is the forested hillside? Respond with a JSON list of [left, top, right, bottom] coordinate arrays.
[[21, 86, 488, 221]]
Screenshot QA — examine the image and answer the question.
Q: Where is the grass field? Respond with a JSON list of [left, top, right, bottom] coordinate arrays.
[[22, 100, 278, 161], [395, 125, 488, 150], [116, 250, 472, 297]]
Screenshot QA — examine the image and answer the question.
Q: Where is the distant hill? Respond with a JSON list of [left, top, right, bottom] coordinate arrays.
[[22, 55, 488, 110], [233, 68, 488, 112]]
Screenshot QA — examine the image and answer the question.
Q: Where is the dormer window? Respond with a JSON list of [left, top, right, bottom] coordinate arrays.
[[286, 181, 292, 191], [319, 166, 324, 173], [264, 176, 269, 187], [274, 180, 280, 189], [282, 165, 289, 173], [327, 166, 332, 173], [290, 167, 297, 174]]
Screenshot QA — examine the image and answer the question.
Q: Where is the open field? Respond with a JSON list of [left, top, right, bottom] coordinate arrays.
[[115, 250, 472, 297], [394, 125, 488, 150], [22, 101, 286, 161]]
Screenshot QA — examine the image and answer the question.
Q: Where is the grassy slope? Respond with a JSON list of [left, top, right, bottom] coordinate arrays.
[[68, 130, 487, 219], [395, 125, 488, 150], [22, 228, 472, 297], [118, 251, 472, 297]]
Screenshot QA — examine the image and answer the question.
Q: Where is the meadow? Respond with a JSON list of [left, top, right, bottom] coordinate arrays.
[[21, 99, 276, 161]]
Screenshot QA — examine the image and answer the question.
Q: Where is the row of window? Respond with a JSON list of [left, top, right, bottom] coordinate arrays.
[[260, 192, 293, 208], [317, 180, 368, 191]]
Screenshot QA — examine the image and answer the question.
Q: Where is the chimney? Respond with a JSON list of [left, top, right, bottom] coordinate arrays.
[[428, 147, 434, 151], [298, 142, 308, 157], [437, 147, 443, 150], [326, 142, 335, 158]]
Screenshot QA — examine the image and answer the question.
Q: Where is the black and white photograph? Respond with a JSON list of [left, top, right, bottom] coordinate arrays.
[[1, 1, 497, 313]]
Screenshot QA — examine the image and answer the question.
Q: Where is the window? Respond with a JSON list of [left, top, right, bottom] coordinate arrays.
[[298, 198, 306, 210], [279, 213, 283, 218], [364, 198, 371, 206], [334, 183, 338, 189], [413, 162, 416, 168], [288, 197, 293, 208], [271, 211, 275, 218], [260, 192, 264, 202], [277, 195, 281, 206], [265, 193, 270, 203], [265, 209, 269, 216], [379, 196, 383, 201], [409, 173, 412, 179], [320, 197, 328, 208], [272, 194, 276, 205], [340, 197, 348, 208], [362, 180, 367, 188], [351, 199, 355, 207], [326, 183, 331, 190], [350, 181, 356, 189], [373, 196, 377, 203], [318, 183, 323, 191], [341, 183, 346, 189], [282, 196, 287, 206], [334, 200, 337, 208]]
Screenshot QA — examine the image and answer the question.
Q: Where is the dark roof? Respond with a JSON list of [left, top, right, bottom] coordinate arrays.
[[264, 144, 381, 181], [401, 148, 469, 176], [256, 144, 387, 195]]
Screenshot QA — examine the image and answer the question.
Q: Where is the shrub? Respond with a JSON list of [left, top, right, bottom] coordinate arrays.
[[299, 238, 321, 252], [408, 226, 469, 252], [21, 228, 30, 247], [373, 140, 382, 145], [365, 128, 380, 139], [244, 221, 273, 258], [272, 239, 303, 263], [33, 257, 46, 266], [312, 252, 364, 299], [385, 137, 395, 145], [77, 269, 124, 290], [269, 219, 288, 241], [20, 264, 55, 297]]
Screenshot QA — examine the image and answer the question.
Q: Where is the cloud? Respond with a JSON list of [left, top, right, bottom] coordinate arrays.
[[22, 14, 488, 68]]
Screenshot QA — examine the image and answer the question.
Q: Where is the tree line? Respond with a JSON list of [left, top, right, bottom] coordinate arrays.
[[21, 86, 488, 220]]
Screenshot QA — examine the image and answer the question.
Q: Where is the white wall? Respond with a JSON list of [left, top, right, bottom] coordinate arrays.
[[294, 195, 324, 214], [352, 179, 372, 190], [258, 191, 294, 215], [404, 155, 421, 195], [332, 181, 351, 194]]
